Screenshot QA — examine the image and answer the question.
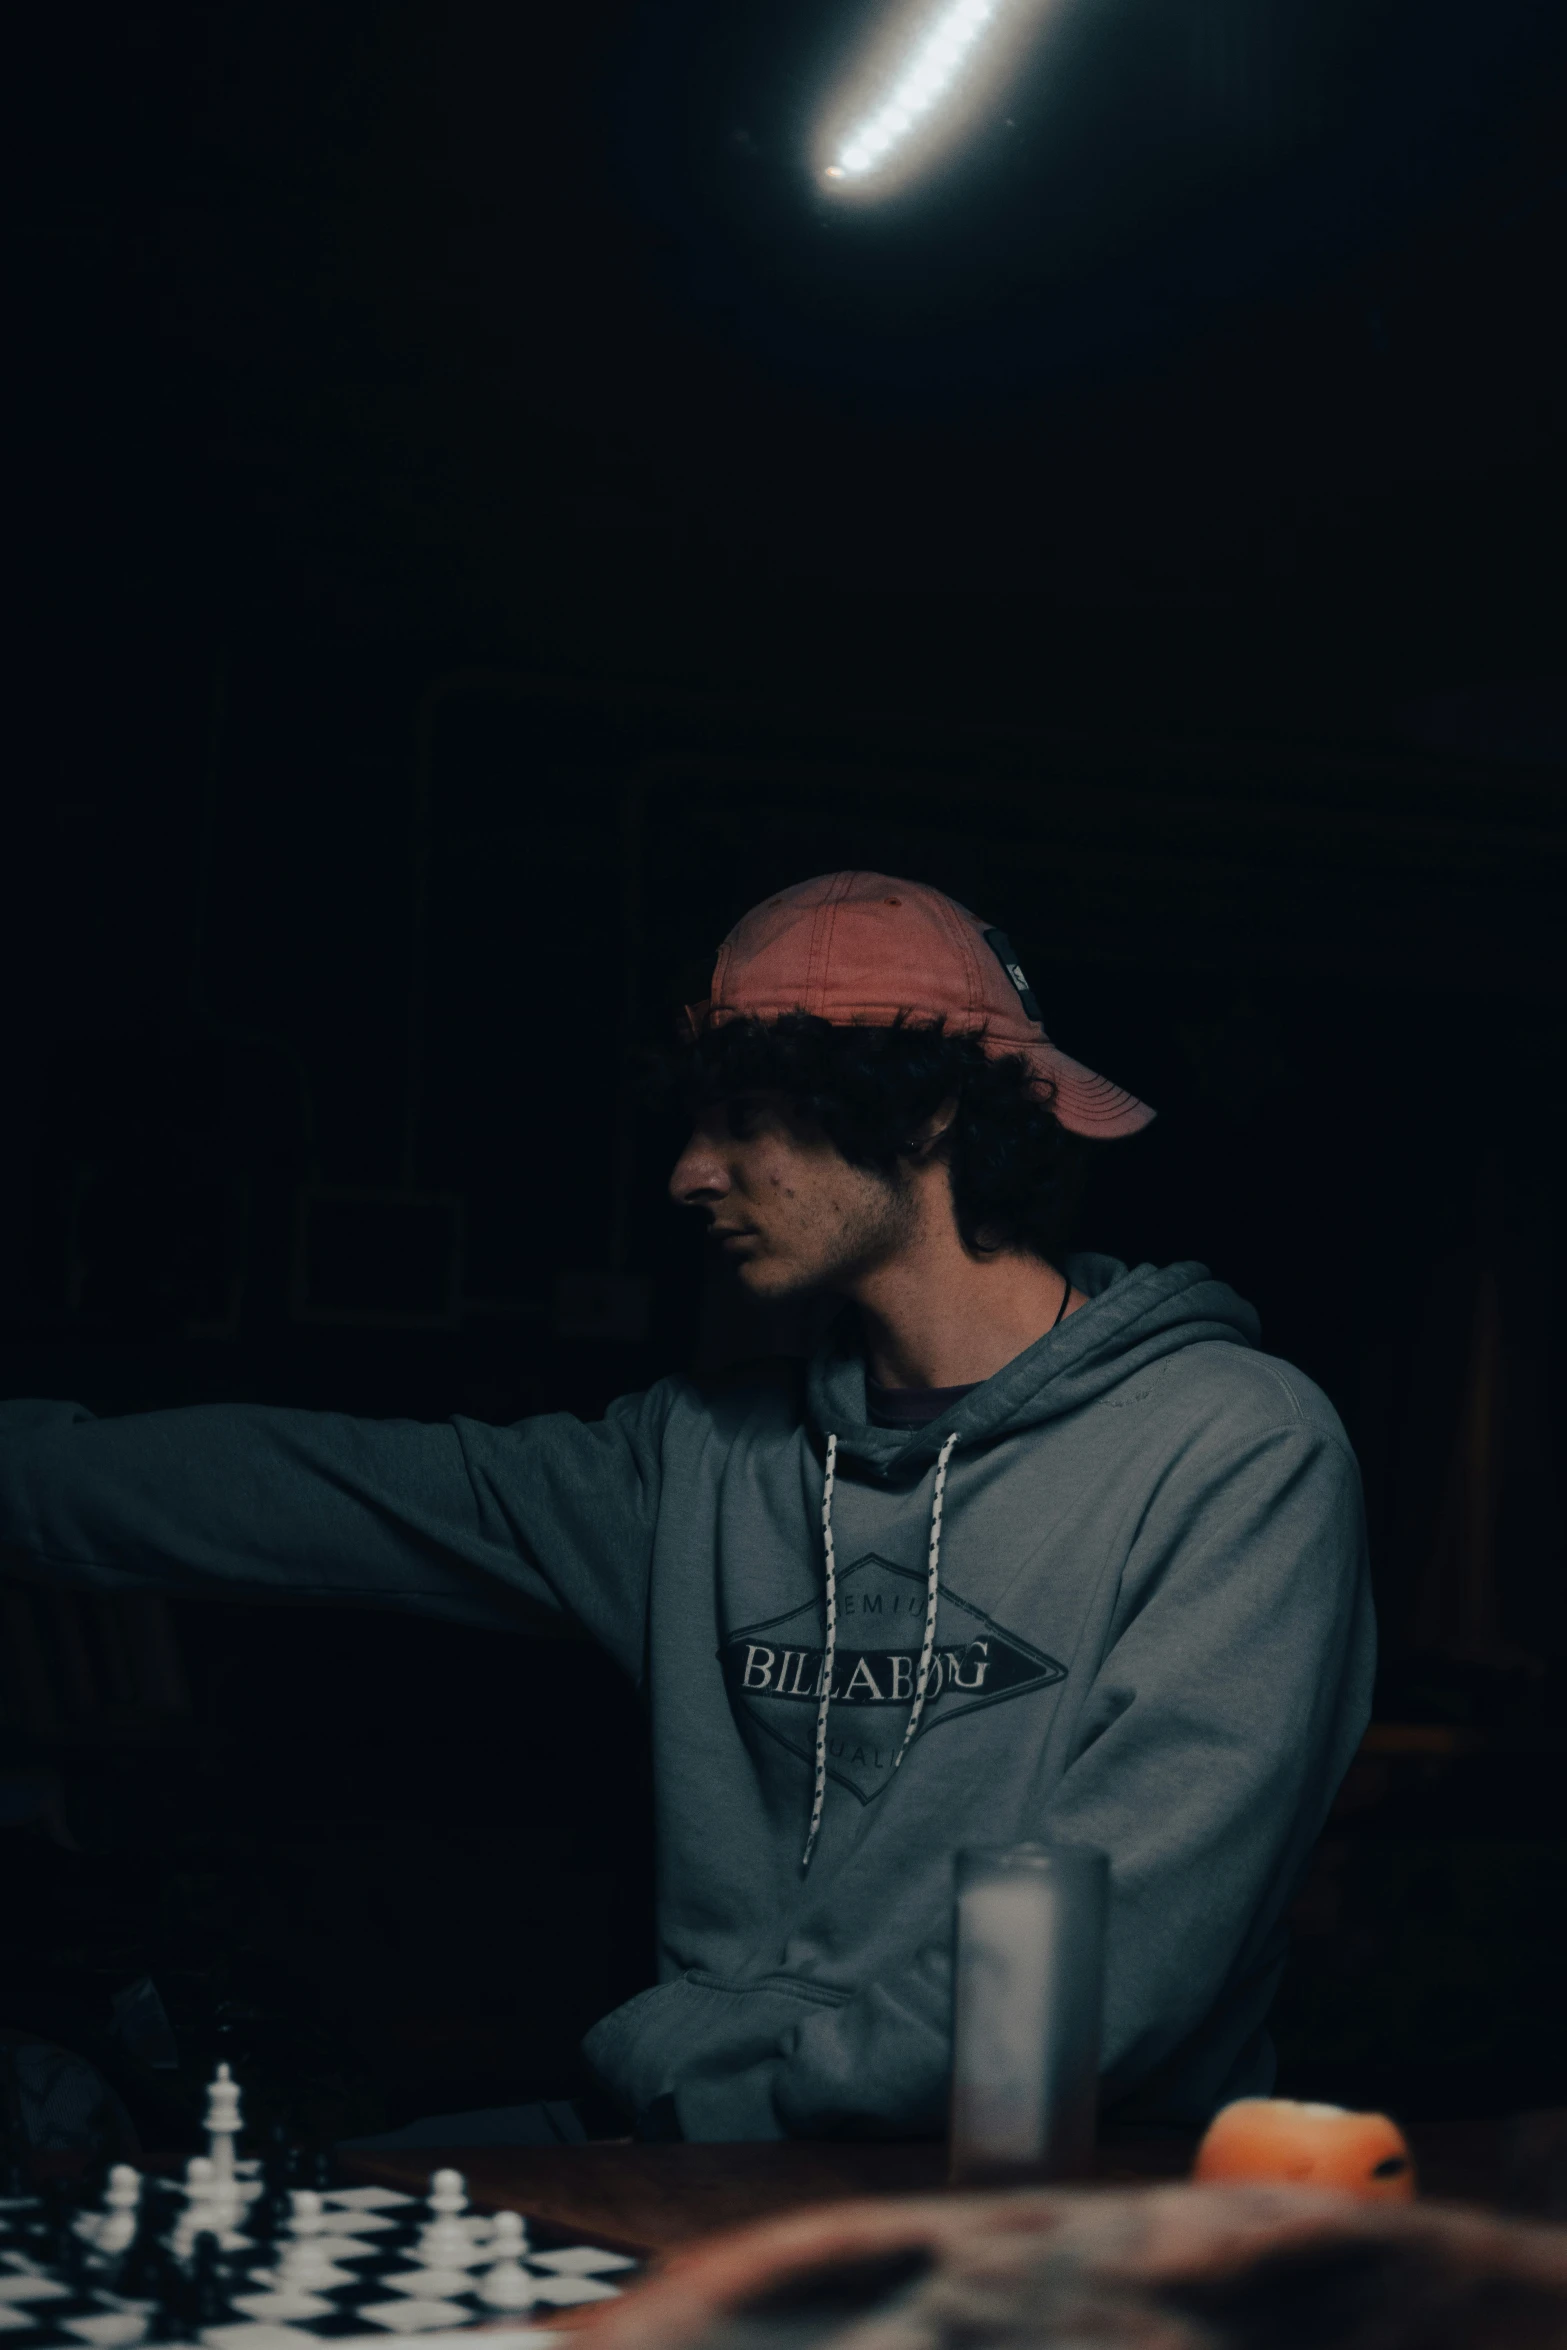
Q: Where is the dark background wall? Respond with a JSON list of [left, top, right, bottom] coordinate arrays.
[[3, 0, 1565, 2152]]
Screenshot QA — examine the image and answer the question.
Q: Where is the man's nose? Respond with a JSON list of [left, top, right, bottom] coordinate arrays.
[[669, 1134, 730, 1208]]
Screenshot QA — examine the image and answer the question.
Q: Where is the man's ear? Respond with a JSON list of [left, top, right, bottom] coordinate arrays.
[[904, 1098, 958, 1162]]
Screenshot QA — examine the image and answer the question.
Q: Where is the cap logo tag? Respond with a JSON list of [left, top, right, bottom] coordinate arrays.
[[982, 927, 1043, 1026]]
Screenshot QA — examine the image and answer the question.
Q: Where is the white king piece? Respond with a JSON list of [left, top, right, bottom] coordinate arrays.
[[205, 2061, 242, 2195]]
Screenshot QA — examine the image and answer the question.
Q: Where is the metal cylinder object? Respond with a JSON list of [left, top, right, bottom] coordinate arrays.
[[949, 1841, 1109, 2185]]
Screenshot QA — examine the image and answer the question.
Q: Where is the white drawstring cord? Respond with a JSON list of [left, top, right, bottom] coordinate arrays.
[[800, 1427, 959, 1870], [802, 1432, 839, 1872], [894, 1430, 958, 1771]]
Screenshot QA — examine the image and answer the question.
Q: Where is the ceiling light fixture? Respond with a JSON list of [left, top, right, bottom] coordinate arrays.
[[817, 0, 1049, 198]]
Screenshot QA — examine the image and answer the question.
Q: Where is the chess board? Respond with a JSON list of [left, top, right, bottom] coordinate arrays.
[[0, 2180, 637, 2350]]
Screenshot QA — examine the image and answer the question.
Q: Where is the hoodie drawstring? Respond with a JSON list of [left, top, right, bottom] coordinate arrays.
[[898, 1430, 959, 1771], [801, 1429, 960, 1873], [804, 1433, 840, 1872]]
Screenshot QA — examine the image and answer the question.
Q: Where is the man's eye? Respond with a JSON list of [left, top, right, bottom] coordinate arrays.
[[725, 1102, 757, 1141]]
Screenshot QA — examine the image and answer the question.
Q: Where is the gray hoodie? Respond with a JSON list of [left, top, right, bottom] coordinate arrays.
[[0, 1254, 1373, 2140]]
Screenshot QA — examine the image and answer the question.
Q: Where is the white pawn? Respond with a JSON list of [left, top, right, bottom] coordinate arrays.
[[172, 2154, 216, 2256], [427, 2168, 466, 2219], [95, 2164, 142, 2256], [204, 2063, 242, 2197], [479, 2210, 536, 2311], [277, 2189, 334, 2290], [419, 2169, 478, 2270]]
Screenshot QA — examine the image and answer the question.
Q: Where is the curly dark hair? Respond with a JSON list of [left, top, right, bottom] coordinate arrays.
[[671, 1012, 1094, 1263]]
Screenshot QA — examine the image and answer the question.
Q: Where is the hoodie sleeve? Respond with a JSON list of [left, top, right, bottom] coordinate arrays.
[[0, 1391, 677, 1679], [762, 1415, 1373, 2138]]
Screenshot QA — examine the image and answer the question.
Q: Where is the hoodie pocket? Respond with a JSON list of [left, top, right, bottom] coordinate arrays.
[[684, 1969, 850, 2006], [582, 1971, 850, 2128]]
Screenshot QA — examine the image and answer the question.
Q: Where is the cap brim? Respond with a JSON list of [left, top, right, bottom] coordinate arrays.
[[1024, 1042, 1156, 1139]]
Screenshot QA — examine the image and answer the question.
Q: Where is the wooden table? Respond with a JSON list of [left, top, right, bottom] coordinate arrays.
[[343, 2143, 948, 2257], [340, 2119, 1517, 2258]]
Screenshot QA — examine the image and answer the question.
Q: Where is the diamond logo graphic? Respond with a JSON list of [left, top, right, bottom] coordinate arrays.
[[720, 1552, 1066, 1802]]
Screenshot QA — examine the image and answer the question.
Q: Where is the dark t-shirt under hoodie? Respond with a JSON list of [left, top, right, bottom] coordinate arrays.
[[865, 1379, 977, 1428], [0, 1254, 1374, 2142]]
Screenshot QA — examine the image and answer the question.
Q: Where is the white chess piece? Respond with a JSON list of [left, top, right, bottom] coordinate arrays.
[[478, 2210, 536, 2310], [419, 2168, 479, 2269], [276, 2188, 336, 2291], [172, 2154, 217, 2256], [204, 2063, 242, 2197], [95, 2164, 142, 2256], [427, 2168, 466, 2219]]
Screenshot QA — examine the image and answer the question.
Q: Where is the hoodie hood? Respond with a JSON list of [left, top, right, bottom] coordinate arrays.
[[808, 1254, 1263, 1477], [794, 1254, 1265, 1869]]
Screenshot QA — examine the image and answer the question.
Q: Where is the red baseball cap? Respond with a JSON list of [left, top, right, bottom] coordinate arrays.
[[689, 872, 1154, 1140]]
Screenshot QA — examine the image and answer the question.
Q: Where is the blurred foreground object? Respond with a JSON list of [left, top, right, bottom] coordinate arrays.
[[1193, 2097, 1415, 2200], [582, 2183, 1567, 2350], [949, 1844, 1107, 2186]]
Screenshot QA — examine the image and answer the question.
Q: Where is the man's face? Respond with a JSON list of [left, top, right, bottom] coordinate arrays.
[[669, 1094, 913, 1300]]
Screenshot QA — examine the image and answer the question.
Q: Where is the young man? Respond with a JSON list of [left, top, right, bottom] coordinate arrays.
[[0, 873, 1373, 2142]]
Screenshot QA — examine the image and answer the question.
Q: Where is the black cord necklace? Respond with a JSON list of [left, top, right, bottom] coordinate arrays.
[[1051, 1272, 1072, 1329]]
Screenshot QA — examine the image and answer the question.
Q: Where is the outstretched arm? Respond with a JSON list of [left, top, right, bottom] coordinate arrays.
[[0, 1389, 678, 1679]]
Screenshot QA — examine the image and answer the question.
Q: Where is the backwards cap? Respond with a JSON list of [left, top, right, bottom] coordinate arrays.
[[689, 872, 1154, 1140]]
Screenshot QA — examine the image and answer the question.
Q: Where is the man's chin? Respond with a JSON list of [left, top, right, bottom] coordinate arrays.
[[732, 1255, 819, 1303]]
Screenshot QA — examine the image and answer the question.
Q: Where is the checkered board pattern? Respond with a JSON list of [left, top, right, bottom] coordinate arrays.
[[0, 2185, 637, 2350]]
